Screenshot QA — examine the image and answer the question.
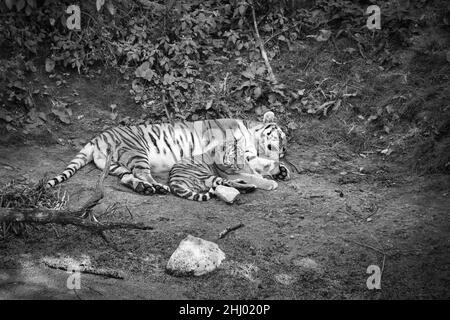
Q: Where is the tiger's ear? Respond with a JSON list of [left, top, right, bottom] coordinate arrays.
[[263, 111, 275, 123]]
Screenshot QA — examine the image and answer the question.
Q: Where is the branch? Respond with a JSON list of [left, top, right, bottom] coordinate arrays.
[[80, 145, 112, 214], [0, 208, 153, 233], [251, 3, 277, 84], [218, 223, 245, 239], [43, 257, 126, 279], [0, 146, 153, 239]]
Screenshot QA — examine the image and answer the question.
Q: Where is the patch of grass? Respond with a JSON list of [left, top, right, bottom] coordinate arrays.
[[0, 179, 67, 210], [0, 179, 68, 239]]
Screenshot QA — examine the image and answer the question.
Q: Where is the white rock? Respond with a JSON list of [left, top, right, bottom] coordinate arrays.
[[166, 235, 226, 276], [214, 185, 240, 203]]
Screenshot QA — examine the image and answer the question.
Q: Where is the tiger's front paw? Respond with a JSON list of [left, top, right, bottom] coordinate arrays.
[[134, 182, 170, 195], [153, 183, 170, 194], [135, 181, 156, 195], [273, 163, 290, 181]]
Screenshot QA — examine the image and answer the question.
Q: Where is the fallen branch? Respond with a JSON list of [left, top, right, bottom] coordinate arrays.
[[43, 257, 125, 279], [0, 208, 153, 233], [218, 223, 245, 239], [250, 3, 277, 84], [0, 146, 153, 241]]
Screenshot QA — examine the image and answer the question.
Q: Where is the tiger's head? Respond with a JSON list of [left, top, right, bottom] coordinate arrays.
[[251, 111, 288, 160]]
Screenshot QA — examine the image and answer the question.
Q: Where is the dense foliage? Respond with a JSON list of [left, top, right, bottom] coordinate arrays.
[[2, 0, 448, 173]]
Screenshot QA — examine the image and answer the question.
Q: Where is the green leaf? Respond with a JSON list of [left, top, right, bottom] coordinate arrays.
[[241, 71, 254, 79], [253, 87, 262, 99], [16, 0, 25, 11], [106, 1, 115, 15], [163, 74, 176, 85], [0, 113, 13, 123], [45, 58, 55, 73], [5, 0, 14, 10], [52, 107, 71, 124], [26, 0, 36, 8], [238, 5, 246, 16], [96, 0, 105, 11], [135, 62, 156, 82]]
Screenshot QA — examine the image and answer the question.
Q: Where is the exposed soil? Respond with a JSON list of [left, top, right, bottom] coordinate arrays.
[[1, 109, 449, 299], [1, 14, 449, 299]]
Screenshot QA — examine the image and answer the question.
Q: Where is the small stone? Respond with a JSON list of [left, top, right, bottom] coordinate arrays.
[[367, 217, 373, 222], [166, 235, 225, 276], [274, 273, 296, 285], [215, 185, 240, 203]]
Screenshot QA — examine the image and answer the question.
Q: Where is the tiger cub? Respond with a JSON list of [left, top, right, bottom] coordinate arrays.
[[168, 137, 290, 201]]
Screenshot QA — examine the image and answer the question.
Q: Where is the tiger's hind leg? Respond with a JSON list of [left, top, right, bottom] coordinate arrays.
[[108, 162, 160, 195], [224, 173, 278, 191], [203, 175, 256, 194], [222, 179, 257, 194]]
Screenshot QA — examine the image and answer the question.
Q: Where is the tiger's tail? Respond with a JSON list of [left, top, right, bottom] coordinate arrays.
[[46, 142, 95, 188], [169, 184, 214, 202]]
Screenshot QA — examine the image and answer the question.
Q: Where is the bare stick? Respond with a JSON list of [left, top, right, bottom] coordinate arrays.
[[340, 236, 389, 256], [43, 257, 126, 279], [0, 208, 153, 233], [125, 205, 133, 219], [79, 146, 113, 217], [251, 3, 277, 84], [218, 223, 244, 239]]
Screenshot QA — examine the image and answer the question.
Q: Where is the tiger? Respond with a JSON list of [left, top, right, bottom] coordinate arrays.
[[46, 111, 290, 194], [168, 135, 290, 201]]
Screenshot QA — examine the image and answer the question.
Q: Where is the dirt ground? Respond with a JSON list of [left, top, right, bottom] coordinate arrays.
[[1, 114, 449, 299], [1, 17, 449, 298]]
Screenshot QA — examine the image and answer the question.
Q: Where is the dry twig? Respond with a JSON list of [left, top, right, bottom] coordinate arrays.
[[43, 257, 126, 279], [340, 236, 389, 256], [218, 223, 245, 239], [250, 3, 277, 84]]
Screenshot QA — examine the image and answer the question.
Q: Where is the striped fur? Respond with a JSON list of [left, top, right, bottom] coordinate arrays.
[[168, 160, 246, 202], [46, 112, 288, 195], [168, 137, 257, 201]]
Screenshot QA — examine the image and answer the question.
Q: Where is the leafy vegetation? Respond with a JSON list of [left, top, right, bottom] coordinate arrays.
[[0, 0, 449, 172]]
